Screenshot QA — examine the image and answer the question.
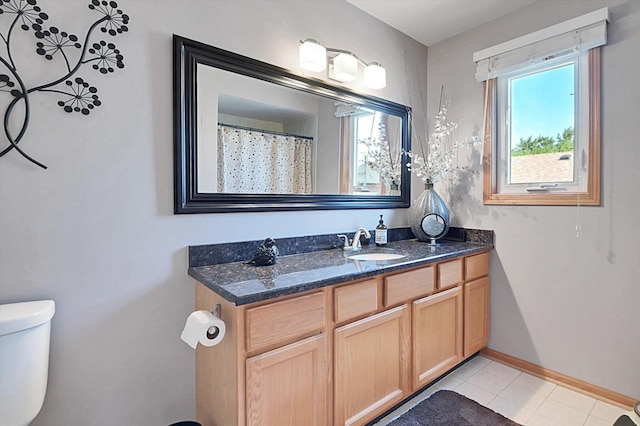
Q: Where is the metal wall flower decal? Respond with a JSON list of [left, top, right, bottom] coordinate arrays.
[[86, 40, 123, 73], [35, 27, 81, 63], [88, 0, 129, 36], [0, 0, 130, 169], [56, 77, 100, 115], [0, 0, 49, 31], [0, 73, 15, 90]]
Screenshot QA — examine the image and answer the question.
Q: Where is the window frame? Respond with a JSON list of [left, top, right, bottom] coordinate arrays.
[[353, 111, 383, 191], [482, 47, 601, 206], [497, 55, 582, 192], [339, 111, 398, 195]]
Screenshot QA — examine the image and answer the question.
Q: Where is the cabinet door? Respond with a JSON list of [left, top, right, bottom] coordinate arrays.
[[334, 305, 410, 426], [246, 334, 327, 426], [464, 276, 490, 357], [412, 286, 463, 390]]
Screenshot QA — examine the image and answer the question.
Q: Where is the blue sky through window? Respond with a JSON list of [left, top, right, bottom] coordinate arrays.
[[510, 63, 575, 149]]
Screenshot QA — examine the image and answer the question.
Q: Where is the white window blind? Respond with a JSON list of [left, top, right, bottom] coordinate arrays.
[[473, 8, 608, 82]]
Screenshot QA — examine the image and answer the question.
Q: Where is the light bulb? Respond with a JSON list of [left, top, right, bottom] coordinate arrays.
[[299, 39, 326, 73], [332, 53, 358, 82], [364, 62, 386, 89]]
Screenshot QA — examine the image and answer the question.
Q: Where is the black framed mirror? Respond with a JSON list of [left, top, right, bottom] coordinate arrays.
[[173, 35, 411, 213]]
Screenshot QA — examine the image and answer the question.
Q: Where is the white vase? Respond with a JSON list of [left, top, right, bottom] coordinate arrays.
[[387, 179, 400, 196], [409, 182, 450, 242]]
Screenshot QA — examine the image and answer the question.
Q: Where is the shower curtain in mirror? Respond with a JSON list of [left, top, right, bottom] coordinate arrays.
[[217, 126, 312, 194]]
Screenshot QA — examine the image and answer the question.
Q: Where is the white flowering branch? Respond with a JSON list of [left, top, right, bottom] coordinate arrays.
[[406, 86, 480, 185], [360, 116, 402, 188]]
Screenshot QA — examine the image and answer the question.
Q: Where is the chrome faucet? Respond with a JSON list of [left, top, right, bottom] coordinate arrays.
[[338, 228, 371, 251]]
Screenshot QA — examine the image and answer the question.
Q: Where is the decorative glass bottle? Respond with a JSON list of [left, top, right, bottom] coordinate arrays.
[[409, 182, 450, 243]]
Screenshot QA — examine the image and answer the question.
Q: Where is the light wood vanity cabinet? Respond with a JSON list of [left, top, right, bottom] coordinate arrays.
[[464, 276, 490, 357], [383, 266, 435, 307], [194, 250, 490, 426], [412, 286, 463, 389], [463, 252, 490, 357], [245, 291, 325, 354], [437, 258, 463, 291], [246, 334, 327, 426], [334, 305, 410, 426], [334, 278, 379, 324], [244, 293, 328, 426]]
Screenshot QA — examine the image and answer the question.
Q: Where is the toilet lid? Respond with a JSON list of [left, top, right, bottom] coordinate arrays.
[[0, 300, 55, 336]]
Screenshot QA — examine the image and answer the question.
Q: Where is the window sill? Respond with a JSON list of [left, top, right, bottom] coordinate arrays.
[[483, 191, 600, 206]]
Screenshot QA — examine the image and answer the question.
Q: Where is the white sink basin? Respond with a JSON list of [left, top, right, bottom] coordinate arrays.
[[347, 252, 406, 261]]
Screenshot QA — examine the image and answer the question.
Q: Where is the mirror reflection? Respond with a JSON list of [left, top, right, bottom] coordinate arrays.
[[173, 35, 411, 213], [197, 65, 404, 196], [421, 213, 447, 239]]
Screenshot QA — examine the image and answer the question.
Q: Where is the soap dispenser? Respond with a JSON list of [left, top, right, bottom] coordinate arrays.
[[375, 215, 388, 247]]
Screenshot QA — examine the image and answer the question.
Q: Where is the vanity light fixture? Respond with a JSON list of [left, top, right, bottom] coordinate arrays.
[[299, 39, 386, 89]]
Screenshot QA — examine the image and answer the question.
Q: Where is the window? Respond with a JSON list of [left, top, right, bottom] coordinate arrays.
[[475, 8, 607, 206], [505, 61, 576, 187], [354, 112, 383, 192], [338, 109, 403, 195]]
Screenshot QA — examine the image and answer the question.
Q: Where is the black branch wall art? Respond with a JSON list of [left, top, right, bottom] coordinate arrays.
[[0, 0, 129, 169]]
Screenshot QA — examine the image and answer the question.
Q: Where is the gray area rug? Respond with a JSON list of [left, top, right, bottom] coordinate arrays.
[[387, 390, 522, 425]]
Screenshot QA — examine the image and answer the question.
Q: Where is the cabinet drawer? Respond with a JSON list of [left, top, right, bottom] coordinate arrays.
[[438, 258, 463, 290], [335, 279, 378, 323], [465, 252, 490, 281], [384, 266, 435, 306], [245, 292, 325, 353]]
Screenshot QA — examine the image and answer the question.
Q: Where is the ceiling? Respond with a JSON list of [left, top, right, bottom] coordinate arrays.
[[346, 0, 537, 46]]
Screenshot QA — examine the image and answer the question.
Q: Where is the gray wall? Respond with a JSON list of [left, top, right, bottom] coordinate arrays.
[[426, 0, 640, 400], [3, 1, 637, 425], [0, 1, 427, 425]]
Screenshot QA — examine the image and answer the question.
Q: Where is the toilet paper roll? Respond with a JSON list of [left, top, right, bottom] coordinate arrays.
[[180, 310, 226, 349]]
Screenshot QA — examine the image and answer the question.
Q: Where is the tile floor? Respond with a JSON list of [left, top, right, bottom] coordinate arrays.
[[373, 356, 640, 426]]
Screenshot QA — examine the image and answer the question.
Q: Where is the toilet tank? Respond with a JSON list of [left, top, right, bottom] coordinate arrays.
[[0, 300, 55, 426]]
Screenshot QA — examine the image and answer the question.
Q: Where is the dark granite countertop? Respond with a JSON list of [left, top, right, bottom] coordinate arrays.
[[188, 239, 492, 305]]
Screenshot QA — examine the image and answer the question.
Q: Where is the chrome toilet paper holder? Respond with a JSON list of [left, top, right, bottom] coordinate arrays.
[[206, 304, 222, 340], [212, 303, 221, 319]]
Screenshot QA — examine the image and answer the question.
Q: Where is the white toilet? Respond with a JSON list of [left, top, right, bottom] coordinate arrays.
[[0, 300, 55, 426]]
